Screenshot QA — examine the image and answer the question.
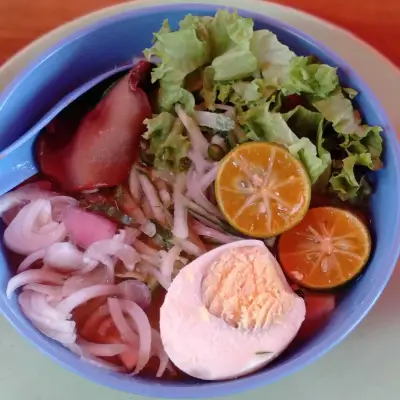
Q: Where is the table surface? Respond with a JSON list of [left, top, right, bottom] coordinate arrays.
[[1, 1, 400, 400], [0, 0, 399, 67]]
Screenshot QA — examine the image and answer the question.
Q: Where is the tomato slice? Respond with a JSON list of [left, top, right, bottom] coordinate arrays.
[[292, 287, 336, 344]]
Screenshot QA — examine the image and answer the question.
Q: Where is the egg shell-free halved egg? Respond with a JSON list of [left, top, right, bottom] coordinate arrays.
[[160, 240, 306, 381]]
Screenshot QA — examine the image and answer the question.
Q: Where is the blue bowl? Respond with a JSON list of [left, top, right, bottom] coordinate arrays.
[[1, 3, 400, 398]]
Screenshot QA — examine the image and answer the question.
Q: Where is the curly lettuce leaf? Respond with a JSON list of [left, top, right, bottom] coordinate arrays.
[[283, 106, 331, 183], [202, 73, 274, 111], [282, 57, 339, 97], [144, 21, 210, 112], [288, 137, 330, 184], [250, 32, 338, 97], [340, 127, 383, 168], [181, 10, 254, 57], [250, 30, 295, 88], [329, 153, 374, 200], [212, 48, 258, 81], [240, 104, 330, 183], [143, 113, 190, 172], [312, 90, 382, 137], [240, 104, 298, 146]]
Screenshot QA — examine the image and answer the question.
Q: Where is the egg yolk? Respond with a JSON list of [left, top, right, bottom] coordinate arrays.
[[201, 246, 294, 330]]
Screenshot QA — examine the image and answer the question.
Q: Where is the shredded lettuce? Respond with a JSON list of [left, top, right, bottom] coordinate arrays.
[[143, 113, 190, 172]]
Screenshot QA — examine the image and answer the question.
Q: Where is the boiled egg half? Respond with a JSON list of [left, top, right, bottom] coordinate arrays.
[[160, 240, 306, 380]]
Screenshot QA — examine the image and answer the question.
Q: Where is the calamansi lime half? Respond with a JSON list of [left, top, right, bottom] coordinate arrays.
[[215, 142, 311, 238], [278, 207, 372, 289]]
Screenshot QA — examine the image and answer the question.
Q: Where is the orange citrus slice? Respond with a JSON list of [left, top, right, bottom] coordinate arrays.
[[278, 207, 371, 289], [215, 142, 311, 237]]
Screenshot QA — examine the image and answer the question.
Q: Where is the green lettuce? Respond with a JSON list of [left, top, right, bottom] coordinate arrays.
[[180, 11, 257, 82], [144, 20, 210, 112], [288, 137, 330, 184], [340, 127, 383, 168], [250, 32, 338, 97], [180, 10, 254, 58], [282, 57, 339, 97], [241, 104, 298, 146], [329, 154, 374, 200], [143, 112, 190, 172], [312, 90, 382, 137], [250, 30, 295, 88], [212, 49, 258, 81], [202, 73, 274, 111], [240, 104, 330, 183]]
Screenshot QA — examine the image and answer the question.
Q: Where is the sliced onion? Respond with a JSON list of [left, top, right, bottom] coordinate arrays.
[[118, 280, 151, 309], [175, 105, 209, 155], [191, 220, 242, 244], [50, 196, 79, 222], [121, 227, 140, 245], [18, 249, 46, 273], [117, 299, 152, 374], [215, 104, 235, 118], [128, 165, 142, 204], [84, 236, 140, 278], [7, 269, 66, 298], [173, 237, 204, 257], [199, 162, 220, 191], [19, 291, 75, 335], [154, 179, 172, 208], [139, 263, 170, 289], [138, 173, 168, 225], [108, 298, 139, 347], [0, 182, 54, 216], [56, 284, 119, 315], [24, 283, 63, 298], [29, 291, 67, 321], [4, 199, 67, 255], [34, 322, 77, 344], [67, 343, 125, 372], [133, 240, 159, 258], [172, 173, 188, 240], [186, 167, 223, 219], [188, 149, 214, 175], [139, 254, 161, 267], [141, 196, 154, 220], [159, 246, 182, 289], [62, 268, 108, 297], [194, 110, 235, 131], [77, 338, 129, 357], [151, 329, 170, 378], [44, 242, 84, 271]]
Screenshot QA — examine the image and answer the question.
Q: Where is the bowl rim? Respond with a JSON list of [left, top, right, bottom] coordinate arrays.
[[1, 3, 400, 398]]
